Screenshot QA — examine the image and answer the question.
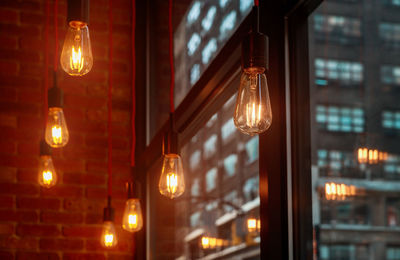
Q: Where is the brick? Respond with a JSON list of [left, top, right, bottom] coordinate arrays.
[[40, 238, 83, 251], [63, 253, 106, 260], [64, 199, 103, 212], [0, 9, 18, 24], [20, 12, 44, 25], [0, 196, 14, 208], [17, 141, 39, 155], [16, 252, 59, 260], [0, 183, 39, 196], [17, 168, 37, 183], [17, 224, 60, 237], [63, 226, 102, 238], [17, 197, 60, 210], [41, 212, 83, 224], [0, 223, 14, 235], [0, 251, 13, 260], [0, 236, 37, 249], [41, 185, 83, 198], [63, 173, 105, 186], [0, 61, 18, 75], [0, 141, 16, 154], [85, 213, 103, 224], [0, 88, 17, 102], [0, 167, 17, 182], [0, 210, 37, 222]]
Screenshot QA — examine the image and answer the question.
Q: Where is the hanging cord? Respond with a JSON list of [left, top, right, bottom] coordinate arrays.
[[254, 0, 259, 6], [44, 0, 50, 129], [254, 0, 259, 32], [131, 0, 136, 166], [107, 0, 113, 198], [53, 0, 59, 72], [168, 0, 174, 113]]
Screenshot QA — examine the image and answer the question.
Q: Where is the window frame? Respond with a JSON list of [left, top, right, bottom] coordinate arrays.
[[134, 0, 323, 259]]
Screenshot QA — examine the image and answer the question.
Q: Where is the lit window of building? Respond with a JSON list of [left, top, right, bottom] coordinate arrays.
[[245, 136, 259, 163], [221, 119, 236, 141], [202, 38, 218, 64], [190, 150, 201, 170], [187, 2, 202, 25], [320, 244, 369, 260], [380, 22, 400, 48], [382, 110, 400, 130], [381, 65, 400, 85], [384, 0, 400, 7], [315, 58, 363, 86], [384, 154, 400, 174], [387, 247, 400, 260], [317, 149, 358, 177], [187, 33, 201, 56], [316, 105, 364, 132], [203, 134, 217, 158], [201, 6, 217, 32], [219, 11, 237, 41], [190, 64, 200, 85], [206, 114, 218, 128], [239, 0, 252, 13], [206, 168, 218, 192], [314, 14, 361, 44], [243, 177, 259, 202], [220, 0, 230, 8], [190, 212, 201, 228], [191, 178, 200, 196], [223, 154, 238, 177]]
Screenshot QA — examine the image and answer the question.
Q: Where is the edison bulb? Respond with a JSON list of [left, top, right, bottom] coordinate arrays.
[[60, 21, 93, 76], [234, 68, 272, 135], [159, 154, 185, 199], [38, 155, 57, 188], [45, 107, 69, 148], [101, 221, 118, 248], [122, 198, 143, 232]]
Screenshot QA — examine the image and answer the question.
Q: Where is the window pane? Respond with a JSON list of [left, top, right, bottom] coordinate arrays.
[[174, 94, 260, 259], [309, 1, 400, 259]]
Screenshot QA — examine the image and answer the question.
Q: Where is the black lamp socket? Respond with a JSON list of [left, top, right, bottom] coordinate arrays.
[[67, 0, 90, 25]]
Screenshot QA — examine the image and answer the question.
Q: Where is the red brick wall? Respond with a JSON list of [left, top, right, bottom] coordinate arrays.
[[0, 0, 135, 259]]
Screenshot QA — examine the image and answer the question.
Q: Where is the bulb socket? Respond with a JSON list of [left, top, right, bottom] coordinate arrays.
[[241, 31, 268, 70], [39, 140, 52, 156], [126, 182, 135, 199], [48, 87, 64, 108], [67, 0, 90, 26], [103, 206, 115, 222]]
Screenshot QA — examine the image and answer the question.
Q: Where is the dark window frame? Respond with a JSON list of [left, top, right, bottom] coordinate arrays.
[[134, 0, 323, 259]]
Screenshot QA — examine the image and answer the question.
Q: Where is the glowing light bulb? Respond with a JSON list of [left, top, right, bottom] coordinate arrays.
[[201, 237, 210, 249], [101, 221, 118, 248], [357, 147, 368, 164], [45, 107, 69, 148], [38, 155, 57, 188], [60, 21, 93, 76], [247, 218, 257, 233], [159, 154, 185, 199], [234, 68, 272, 135], [122, 198, 143, 232]]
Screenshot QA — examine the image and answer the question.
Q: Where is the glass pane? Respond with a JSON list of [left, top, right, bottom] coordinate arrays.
[[174, 0, 253, 107], [173, 94, 260, 259], [309, 1, 400, 259]]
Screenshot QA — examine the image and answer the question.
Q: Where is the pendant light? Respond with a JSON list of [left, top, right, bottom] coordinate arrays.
[[158, 0, 185, 199], [101, 197, 118, 248], [122, 182, 143, 232], [45, 72, 69, 147], [101, 0, 117, 248], [38, 140, 57, 188], [122, 0, 143, 233], [60, 0, 93, 76], [233, 0, 272, 135]]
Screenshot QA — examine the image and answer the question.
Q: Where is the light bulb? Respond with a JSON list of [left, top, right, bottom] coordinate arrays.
[[45, 107, 69, 148], [159, 153, 185, 199], [122, 198, 143, 232], [101, 221, 118, 248], [247, 218, 257, 233], [60, 21, 93, 76], [234, 68, 272, 135], [38, 155, 57, 188]]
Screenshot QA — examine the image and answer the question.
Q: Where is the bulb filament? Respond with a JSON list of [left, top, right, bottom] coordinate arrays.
[[166, 173, 178, 194], [42, 171, 53, 186], [70, 46, 84, 72], [246, 102, 262, 128], [52, 126, 62, 145], [128, 214, 138, 229], [104, 234, 114, 247]]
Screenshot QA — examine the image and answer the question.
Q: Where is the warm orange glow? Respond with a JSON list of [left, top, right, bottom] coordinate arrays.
[[325, 182, 357, 201], [128, 214, 138, 229], [104, 234, 114, 247], [166, 173, 178, 194], [70, 46, 84, 72], [246, 102, 262, 128], [247, 218, 257, 233], [357, 147, 389, 164], [42, 171, 53, 186], [51, 125, 62, 144], [201, 236, 228, 249]]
